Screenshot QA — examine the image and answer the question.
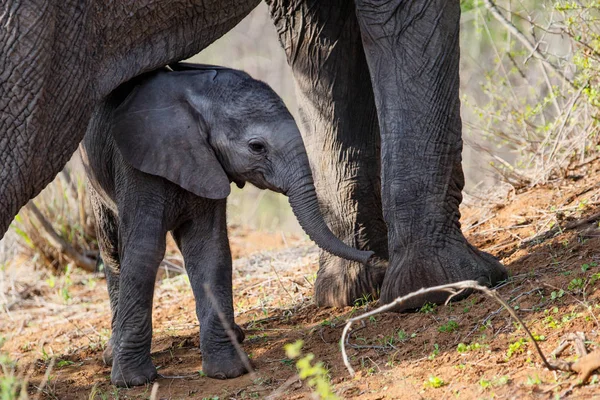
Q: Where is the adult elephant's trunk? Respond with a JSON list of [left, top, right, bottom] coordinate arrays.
[[287, 180, 373, 265]]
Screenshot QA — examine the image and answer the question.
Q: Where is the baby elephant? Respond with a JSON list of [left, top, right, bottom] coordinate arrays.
[[80, 63, 373, 387]]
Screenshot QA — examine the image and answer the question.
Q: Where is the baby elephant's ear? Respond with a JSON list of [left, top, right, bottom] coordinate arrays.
[[110, 83, 231, 199]]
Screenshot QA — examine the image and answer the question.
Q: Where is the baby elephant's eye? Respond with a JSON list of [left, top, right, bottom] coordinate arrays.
[[248, 141, 266, 154]]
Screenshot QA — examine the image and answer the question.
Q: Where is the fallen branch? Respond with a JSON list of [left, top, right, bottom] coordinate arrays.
[[523, 210, 600, 246], [572, 350, 600, 383], [26, 201, 96, 272], [265, 374, 301, 400], [340, 280, 587, 379]]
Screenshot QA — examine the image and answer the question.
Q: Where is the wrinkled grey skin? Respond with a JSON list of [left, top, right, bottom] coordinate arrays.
[[1, 1, 507, 317], [80, 64, 373, 387]]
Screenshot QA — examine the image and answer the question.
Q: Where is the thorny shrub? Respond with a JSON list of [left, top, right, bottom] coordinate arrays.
[[462, 0, 600, 188], [10, 163, 97, 274]]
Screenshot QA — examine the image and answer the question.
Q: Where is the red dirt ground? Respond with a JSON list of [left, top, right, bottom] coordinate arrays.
[[2, 162, 600, 399]]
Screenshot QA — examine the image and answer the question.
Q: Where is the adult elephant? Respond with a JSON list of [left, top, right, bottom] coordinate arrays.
[[0, 0, 507, 308]]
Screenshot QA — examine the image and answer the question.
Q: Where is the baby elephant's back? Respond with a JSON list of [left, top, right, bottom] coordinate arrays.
[[80, 80, 139, 209]]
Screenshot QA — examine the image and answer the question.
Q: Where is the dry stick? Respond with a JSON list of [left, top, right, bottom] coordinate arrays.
[[483, 0, 575, 89], [523, 209, 600, 246], [149, 382, 159, 400], [203, 283, 256, 377], [25, 201, 96, 272], [340, 280, 557, 377], [34, 357, 55, 400], [159, 259, 186, 275], [265, 374, 301, 400], [269, 258, 295, 302]]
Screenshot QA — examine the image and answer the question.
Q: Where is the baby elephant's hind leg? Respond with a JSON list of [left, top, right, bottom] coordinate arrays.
[[173, 199, 250, 379], [109, 201, 166, 387], [90, 191, 120, 366]]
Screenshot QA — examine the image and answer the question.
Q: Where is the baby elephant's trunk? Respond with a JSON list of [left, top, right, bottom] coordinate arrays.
[[287, 181, 373, 265]]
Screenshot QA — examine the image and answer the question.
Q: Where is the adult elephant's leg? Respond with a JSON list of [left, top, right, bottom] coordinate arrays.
[[0, 0, 93, 236], [172, 200, 249, 379], [355, 0, 507, 308], [266, 0, 388, 306]]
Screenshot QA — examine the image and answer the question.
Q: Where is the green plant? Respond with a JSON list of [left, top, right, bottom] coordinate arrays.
[[551, 290, 565, 301], [479, 378, 491, 390], [438, 320, 459, 333], [581, 262, 597, 272], [0, 349, 27, 400], [506, 338, 528, 360], [40, 345, 52, 362], [424, 375, 445, 388], [479, 375, 510, 390], [380, 335, 396, 348], [57, 360, 74, 368], [456, 342, 482, 353], [495, 375, 510, 386], [544, 315, 561, 329], [568, 278, 585, 292], [353, 293, 373, 308], [428, 344, 440, 360], [419, 302, 437, 314], [397, 330, 408, 341], [320, 319, 332, 327], [285, 340, 337, 400], [88, 383, 115, 400], [532, 333, 546, 342], [280, 358, 295, 367]]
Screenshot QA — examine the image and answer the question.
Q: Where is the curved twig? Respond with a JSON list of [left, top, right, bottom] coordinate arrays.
[[340, 280, 555, 377]]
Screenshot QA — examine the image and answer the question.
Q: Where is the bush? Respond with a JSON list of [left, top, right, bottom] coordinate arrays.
[[11, 160, 97, 273], [461, 0, 600, 188]]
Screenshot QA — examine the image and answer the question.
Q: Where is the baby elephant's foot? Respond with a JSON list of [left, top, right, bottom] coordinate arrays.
[[111, 355, 158, 387], [202, 345, 250, 379], [102, 337, 114, 365]]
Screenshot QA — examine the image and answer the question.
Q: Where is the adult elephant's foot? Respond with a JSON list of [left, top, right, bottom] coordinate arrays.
[[111, 353, 158, 387], [380, 237, 507, 310], [315, 257, 388, 307], [233, 323, 245, 344], [201, 345, 250, 379]]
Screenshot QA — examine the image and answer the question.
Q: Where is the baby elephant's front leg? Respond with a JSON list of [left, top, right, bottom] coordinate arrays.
[[173, 200, 250, 379]]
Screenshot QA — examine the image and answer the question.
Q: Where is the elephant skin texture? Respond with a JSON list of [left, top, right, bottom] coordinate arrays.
[[80, 64, 373, 386]]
